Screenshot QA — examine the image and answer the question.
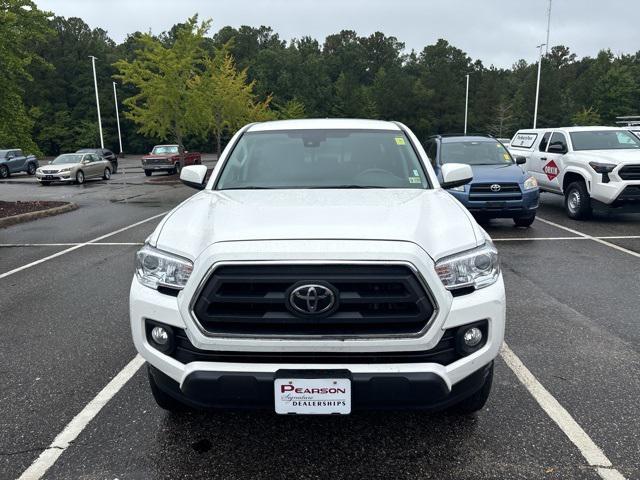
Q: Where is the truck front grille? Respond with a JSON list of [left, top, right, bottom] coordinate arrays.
[[191, 264, 436, 337], [469, 183, 522, 201], [619, 165, 640, 181]]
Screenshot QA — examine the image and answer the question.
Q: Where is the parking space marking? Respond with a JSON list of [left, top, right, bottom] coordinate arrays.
[[0, 242, 145, 247], [537, 217, 640, 258], [493, 235, 640, 242], [17, 355, 145, 480], [501, 343, 625, 480], [0, 212, 167, 280]]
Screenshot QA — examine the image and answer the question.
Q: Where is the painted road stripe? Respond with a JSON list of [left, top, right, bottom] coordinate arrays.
[[537, 217, 640, 258], [501, 343, 625, 480], [0, 242, 145, 247], [0, 212, 167, 280], [16, 355, 145, 480]]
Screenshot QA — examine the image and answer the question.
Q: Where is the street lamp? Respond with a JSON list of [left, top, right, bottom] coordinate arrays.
[[533, 43, 546, 129], [113, 82, 123, 157], [464, 74, 470, 134], [89, 56, 104, 149]]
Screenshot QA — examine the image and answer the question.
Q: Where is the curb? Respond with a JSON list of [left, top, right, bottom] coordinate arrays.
[[0, 202, 79, 228]]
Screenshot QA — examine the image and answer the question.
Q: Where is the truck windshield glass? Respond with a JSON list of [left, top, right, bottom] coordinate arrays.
[[440, 140, 513, 166], [216, 129, 429, 189], [52, 154, 83, 164], [570, 130, 640, 150], [153, 146, 179, 154]]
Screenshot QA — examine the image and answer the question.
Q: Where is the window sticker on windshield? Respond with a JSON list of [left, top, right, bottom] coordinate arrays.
[[503, 153, 510, 161], [412, 169, 419, 176], [408, 176, 421, 183], [395, 137, 406, 145]]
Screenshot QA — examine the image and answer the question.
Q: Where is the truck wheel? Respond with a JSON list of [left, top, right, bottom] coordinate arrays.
[[27, 163, 37, 175], [174, 162, 182, 175], [148, 366, 187, 412], [0, 165, 9, 178], [449, 362, 493, 415], [564, 181, 592, 220], [144, 170, 152, 177], [513, 214, 535, 227]]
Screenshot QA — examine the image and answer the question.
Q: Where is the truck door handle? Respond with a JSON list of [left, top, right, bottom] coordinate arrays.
[[540, 157, 547, 161]]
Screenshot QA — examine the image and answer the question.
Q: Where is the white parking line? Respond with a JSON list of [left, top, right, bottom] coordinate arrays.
[[17, 355, 145, 480], [0, 212, 167, 280], [536, 217, 640, 258], [0, 242, 145, 247], [501, 343, 625, 480], [493, 235, 640, 242]]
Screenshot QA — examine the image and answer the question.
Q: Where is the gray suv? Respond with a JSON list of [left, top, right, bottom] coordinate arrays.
[[0, 149, 39, 178]]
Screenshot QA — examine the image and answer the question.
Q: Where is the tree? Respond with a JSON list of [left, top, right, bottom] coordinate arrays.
[[113, 16, 210, 148], [0, 0, 51, 153], [277, 98, 306, 119], [571, 107, 602, 126]]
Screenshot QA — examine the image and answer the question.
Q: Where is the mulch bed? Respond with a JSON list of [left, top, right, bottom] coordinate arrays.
[[0, 201, 68, 219]]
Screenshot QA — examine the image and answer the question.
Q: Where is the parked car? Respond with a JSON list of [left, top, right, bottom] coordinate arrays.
[[131, 119, 505, 415], [0, 149, 39, 178], [424, 134, 539, 227], [141, 144, 201, 176], [509, 126, 640, 219], [77, 148, 118, 173], [36, 152, 112, 185]]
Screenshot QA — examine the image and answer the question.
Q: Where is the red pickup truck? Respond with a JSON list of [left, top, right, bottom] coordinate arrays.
[[141, 145, 201, 176]]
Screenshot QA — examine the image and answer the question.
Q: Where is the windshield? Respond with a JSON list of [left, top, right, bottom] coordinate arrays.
[[152, 146, 179, 154], [52, 154, 83, 164], [216, 129, 429, 190], [570, 130, 640, 151], [440, 140, 514, 166]]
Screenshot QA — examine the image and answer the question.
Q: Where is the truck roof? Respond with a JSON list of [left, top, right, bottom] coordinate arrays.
[[515, 126, 626, 134], [247, 118, 401, 132]]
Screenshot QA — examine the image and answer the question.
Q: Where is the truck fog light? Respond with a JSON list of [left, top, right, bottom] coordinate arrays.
[[463, 327, 483, 347], [151, 326, 169, 345]]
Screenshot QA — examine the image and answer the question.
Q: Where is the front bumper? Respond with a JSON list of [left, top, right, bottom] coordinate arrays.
[[149, 361, 493, 411], [36, 172, 74, 182]]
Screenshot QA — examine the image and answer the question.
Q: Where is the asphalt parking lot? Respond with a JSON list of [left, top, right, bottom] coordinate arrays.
[[1, 171, 638, 479]]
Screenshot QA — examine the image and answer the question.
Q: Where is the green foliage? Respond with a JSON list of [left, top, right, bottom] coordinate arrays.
[[571, 107, 602, 126], [277, 99, 306, 119]]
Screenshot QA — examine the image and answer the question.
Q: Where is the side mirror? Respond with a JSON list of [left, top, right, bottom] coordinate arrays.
[[547, 144, 567, 154], [441, 163, 473, 189], [515, 156, 527, 165], [184, 150, 189, 154], [180, 165, 207, 190]]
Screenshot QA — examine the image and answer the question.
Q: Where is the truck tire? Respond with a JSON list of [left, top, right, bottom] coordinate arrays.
[[513, 214, 535, 227], [148, 366, 187, 412], [449, 362, 493, 415], [174, 162, 182, 175], [564, 181, 592, 220], [144, 170, 152, 177]]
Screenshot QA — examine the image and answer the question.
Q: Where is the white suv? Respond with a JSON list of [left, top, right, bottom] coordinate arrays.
[[130, 119, 505, 415], [509, 126, 640, 219]]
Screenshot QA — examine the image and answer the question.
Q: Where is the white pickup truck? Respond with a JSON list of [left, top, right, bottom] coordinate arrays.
[[508, 126, 640, 219], [130, 119, 505, 416]]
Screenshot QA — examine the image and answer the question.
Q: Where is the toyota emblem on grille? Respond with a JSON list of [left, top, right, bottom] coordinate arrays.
[[288, 283, 337, 315], [490, 184, 502, 192]]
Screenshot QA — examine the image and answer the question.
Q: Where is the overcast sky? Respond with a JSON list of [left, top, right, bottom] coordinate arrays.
[[36, 0, 639, 68]]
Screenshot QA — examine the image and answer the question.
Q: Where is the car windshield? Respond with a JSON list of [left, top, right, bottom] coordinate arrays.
[[153, 146, 179, 154], [570, 130, 640, 150], [440, 140, 513, 166], [52, 154, 83, 164], [0, 150, 9, 158], [216, 129, 429, 189]]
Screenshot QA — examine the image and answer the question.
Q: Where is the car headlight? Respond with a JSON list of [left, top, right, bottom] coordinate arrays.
[[448, 185, 465, 192], [59, 167, 71, 172], [434, 240, 500, 291], [135, 244, 193, 290], [523, 176, 538, 190]]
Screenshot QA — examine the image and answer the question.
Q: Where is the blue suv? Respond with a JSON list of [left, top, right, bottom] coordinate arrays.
[[424, 135, 539, 227]]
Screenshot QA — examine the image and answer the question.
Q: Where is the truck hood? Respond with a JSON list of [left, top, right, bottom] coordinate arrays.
[[152, 189, 482, 261], [571, 149, 640, 164]]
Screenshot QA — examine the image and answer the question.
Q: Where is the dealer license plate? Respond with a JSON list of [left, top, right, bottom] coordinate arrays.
[[274, 378, 351, 415]]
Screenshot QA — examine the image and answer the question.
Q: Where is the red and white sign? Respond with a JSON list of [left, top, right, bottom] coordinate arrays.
[[543, 160, 559, 181]]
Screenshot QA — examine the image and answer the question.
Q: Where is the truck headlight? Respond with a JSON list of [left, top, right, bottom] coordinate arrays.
[[449, 185, 465, 192], [523, 176, 538, 190], [434, 240, 500, 291], [588, 162, 616, 174], [135, 244, 193, 290]]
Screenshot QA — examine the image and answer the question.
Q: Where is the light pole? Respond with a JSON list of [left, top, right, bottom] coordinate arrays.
[[533, 43, 546, 129], [545, 0, 553, 54], [113, 82, 123, 157], [89, 56, 104, 148], [464, 74, 469, 134]]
